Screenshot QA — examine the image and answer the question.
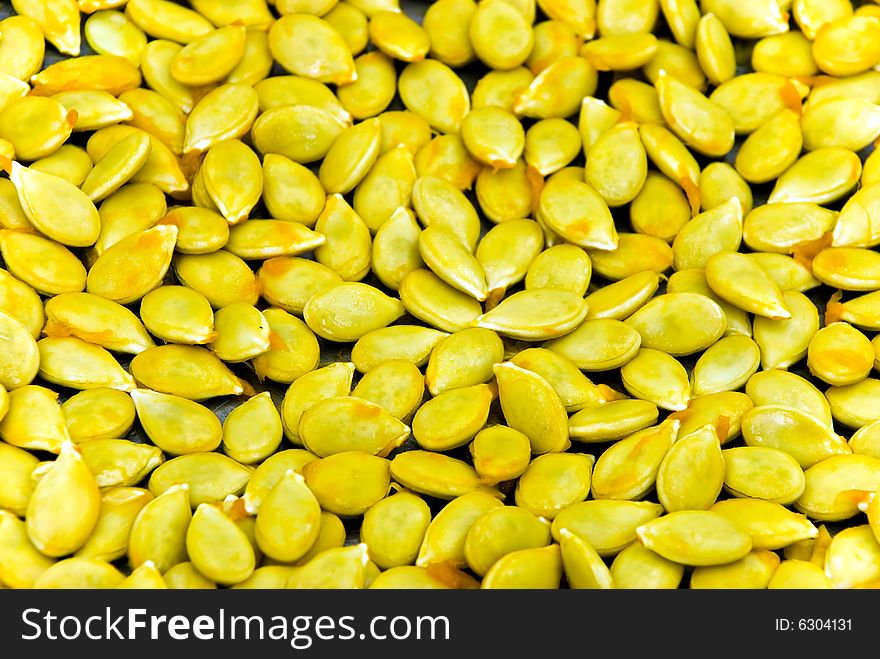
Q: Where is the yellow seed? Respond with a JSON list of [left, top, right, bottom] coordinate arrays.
[[61, 388, 135, 445], [28, 146, 92, 191], [0, 440, 39, 516], [262, 154, 326, 227], [537, 0, 596, 37], [796, 454, 880, 522], [595, 0, 657, 34], [351, 359, 424, 421], [672, 391, 753, 443], [537, 177, 617, 250], [672, 199, 744, 271], [553, 499, 664, 557], [221, 392, 283, 465], [832, 183, 880, 249], [656, 424, 725, 511], [30, 54, 141, 97], [399, 269, 483, 333], [11, 0, 80, 55], [472, 66, 534, 113], [131, 389, 222, 455], [44, 292, 154, 355], [302, 451, 391, 517], [751, 290, 817, 370], [361, 491, 432, 569], [252, 308, 320, 384], [743, 203, 835, 256], [643, 39, 707, 91], [593, 230, 674, 280], [769, 147, 861, 205], [743, 405, 851, 469], [0, 96, 75, 162], [377, 110, 432, 155], [464, 505, 551, 577], [621, 348, 691, 411], [51, 89, 132, 133], [695, 12, 736, 86], [638, 121, 701, 214], [26, 442, 100, 557], [352, 144, 416, 232], [711, 499, 819, 551], [626, 292, 726, 356], [398, 58, 470, 134], [149, 453, 252, 507], [793, 0, 851, 39], [351, 325, 447, 373], [0, 308, 39, 390], [78, 438, 164, 488], [812, 247, 880, 291], [426, 328, 503, 396], [469, 424, 532, 485], [32, 557, 124, 589], [288, 543, 372, 590], [0, 15, 45, 81], [546, 318, 641, 372], [419, 226, 489, 301], [85, 225, 176, 305], [699, 162, 753, 214], [515, 452, 594, 520], [656, 71, 735, 157], [252, 104, 348, 165], [280, 362, 354, 443], [723, 446, 806, 505], [569, 398, 661, 443], [747, 253, 820, 293], [636, 510, 752, 566], [416, 491, 504, 567], [184, 83, 259, 154], [130, 344, 243, 400], [0, 385, 70, 454], [690, 550, 781, 589], [807, 322, 874, 386], [692, 335, 761, 396], [609, 541, 684, 589], [254, 75, 351, 123], [514, 55, 598, 119], [469, 0, 533, 70], [292, 510, 347, 567], [630, 172, 691, 243], [163, 562, 216, 589], [268, 13, 355, 85], [84, 9, 147, 67], [176, 251, 262, 309], [591, 419, 678, 501], [826, 378, 880, 429], [75, 486, 153, 563], [414, 133, 483, 190], [412, 384, 494, 451], [746, 369, 832, 428], [324, 2, 370, 55], [300, 395, 409, 457], [700, 0, 789, 38], [89, 126, 188, 196], [582, 33, 658, 71], [117, 561, 167, 589], [390, 450, 502, 500], [303, 282, 405, 342], [185, 503, 254, 586], [253, 469, 321, 562], [138, 285, 215, 346], [37, 336, 137, 392], [476, 289, 588, 341], [242, 449, 319, 513]]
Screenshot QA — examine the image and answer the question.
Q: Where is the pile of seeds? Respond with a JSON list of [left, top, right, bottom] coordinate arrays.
[[1, 0, 880, 590]]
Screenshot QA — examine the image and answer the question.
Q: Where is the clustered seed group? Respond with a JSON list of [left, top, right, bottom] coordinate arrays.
[[1, 0, 880, 590]]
